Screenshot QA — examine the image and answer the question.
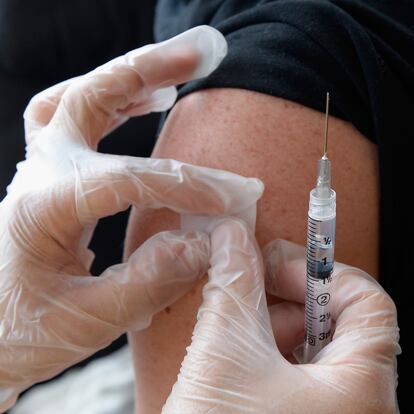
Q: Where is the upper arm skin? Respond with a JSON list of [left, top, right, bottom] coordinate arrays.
[[124, 88, 379, 413]]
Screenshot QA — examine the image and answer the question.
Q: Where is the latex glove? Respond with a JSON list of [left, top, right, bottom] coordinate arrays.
[[0, 26, 264, 412], [163, 220, 400, 414]]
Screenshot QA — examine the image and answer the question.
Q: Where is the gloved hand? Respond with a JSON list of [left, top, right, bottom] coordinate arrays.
[[163, 220, 400, 414], [0, 26, 264, 412]]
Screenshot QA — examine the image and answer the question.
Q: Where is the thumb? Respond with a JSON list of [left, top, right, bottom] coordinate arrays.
[[202, 218, 268, 319], [163, 219, 275, 413], [0, 230, 209, 408]]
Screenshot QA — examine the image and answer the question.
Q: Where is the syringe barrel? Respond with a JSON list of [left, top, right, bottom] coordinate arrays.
[[303, 187, 336, 362], [309, 188, 336, 220]]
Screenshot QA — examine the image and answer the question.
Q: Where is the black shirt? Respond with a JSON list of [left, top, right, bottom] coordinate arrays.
[[155, 0, 413, 409]]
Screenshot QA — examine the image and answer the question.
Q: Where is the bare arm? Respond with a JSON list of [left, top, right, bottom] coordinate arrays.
[[124, 88, 379, 413]]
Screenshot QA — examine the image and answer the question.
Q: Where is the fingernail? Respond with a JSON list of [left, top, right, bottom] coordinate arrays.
[[247, 177, 265, 199], [262, 240, 283, 296]]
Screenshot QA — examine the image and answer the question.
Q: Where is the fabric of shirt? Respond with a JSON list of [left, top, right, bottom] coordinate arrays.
[[11, 347, 135, 414], [155, 0, 413, 409]]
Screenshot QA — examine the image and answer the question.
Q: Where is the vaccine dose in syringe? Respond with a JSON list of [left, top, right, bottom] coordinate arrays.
[[303, 93, 336, 363]]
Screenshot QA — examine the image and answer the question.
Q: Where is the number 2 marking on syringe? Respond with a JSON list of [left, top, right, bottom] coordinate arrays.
[[316, 293, 330, 306]]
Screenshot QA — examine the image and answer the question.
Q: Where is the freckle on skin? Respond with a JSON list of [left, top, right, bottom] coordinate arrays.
[[189, 284, 205, 296], [165, 306, 171, 314]]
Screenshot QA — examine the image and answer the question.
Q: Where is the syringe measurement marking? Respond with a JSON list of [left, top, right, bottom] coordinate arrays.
[[303, 93, 336, 361], [306, 254, 333, 349]]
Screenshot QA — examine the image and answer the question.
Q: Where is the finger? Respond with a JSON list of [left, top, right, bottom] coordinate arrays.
[[23, 76, 175, 143], [162, 219, 278, 412], [34, 153, 263, 247], [55, 230, 210, 346], [71, 153, 264, 227], [305, 268, 401, 407], [23, 77, 79, 144], [263, 239, 307, 303], [198, 218, 275, 353], [263, 239, 352, 303], [49, 26, 227, 147], [263, 240, 400, 362], [0, 231, 208, 412], [269, 301, 305, 356], [205, 218, 266, 310], [319, 268, 400, 364]]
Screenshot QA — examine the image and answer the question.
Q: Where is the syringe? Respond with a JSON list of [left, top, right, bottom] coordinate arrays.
[[303, 93, 336, 362]]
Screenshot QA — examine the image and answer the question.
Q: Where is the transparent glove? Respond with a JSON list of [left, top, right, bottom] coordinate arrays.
[[163, 220, 400, 414], [0, 26, 264, 412]]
